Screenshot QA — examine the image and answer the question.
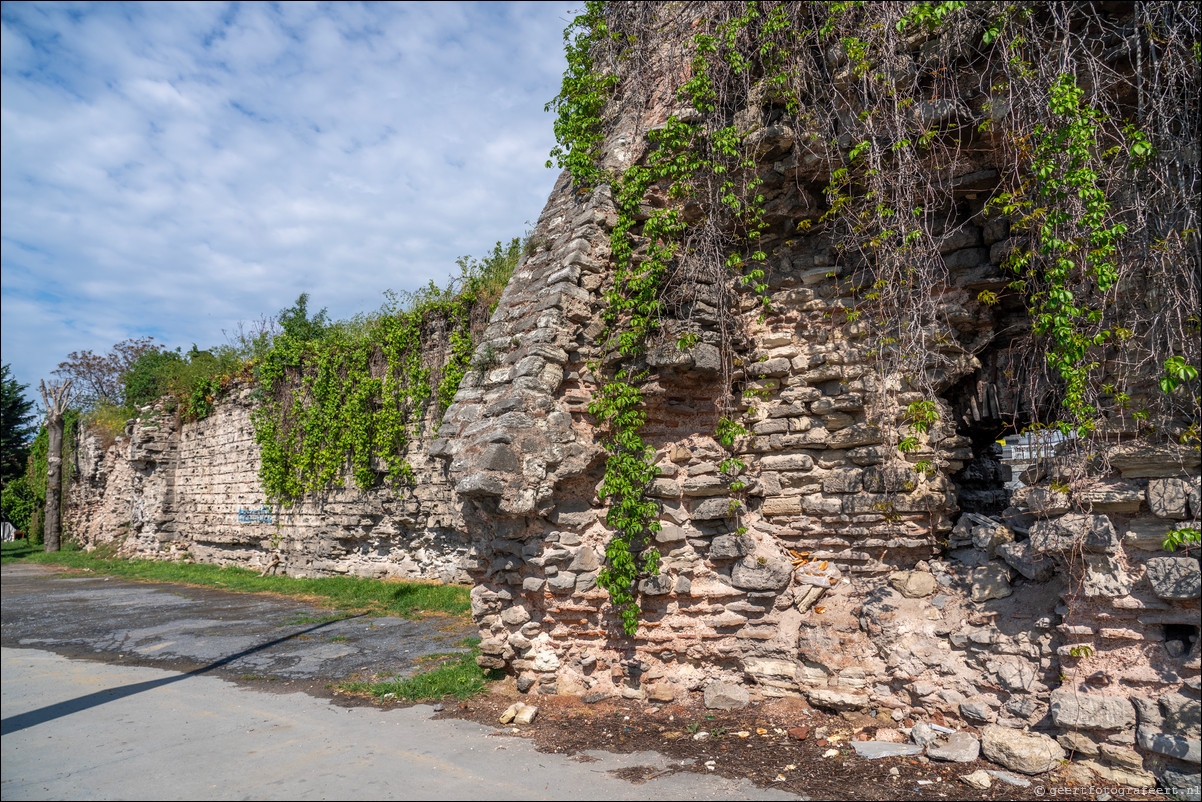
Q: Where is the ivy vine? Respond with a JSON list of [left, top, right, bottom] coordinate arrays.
[[251, 240, 522, 504], [548, 1, 1199, 634]]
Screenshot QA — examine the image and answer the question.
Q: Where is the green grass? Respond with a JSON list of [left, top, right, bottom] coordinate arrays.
[[338, 638, 500, 702], [1, 541, 41, 562], [1, 541, 469, 619]]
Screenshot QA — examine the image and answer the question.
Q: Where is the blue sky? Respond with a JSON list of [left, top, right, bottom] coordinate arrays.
[[1, 1, 579, 403]]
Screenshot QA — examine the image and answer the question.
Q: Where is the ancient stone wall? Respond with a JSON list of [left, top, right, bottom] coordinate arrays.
[[70, 383, 470, 583], [430, 5, 1200, 788], [65, 1, 1199, 790]]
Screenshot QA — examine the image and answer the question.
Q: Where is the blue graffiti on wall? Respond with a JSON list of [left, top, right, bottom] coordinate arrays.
[[238, 506, 277, 524]]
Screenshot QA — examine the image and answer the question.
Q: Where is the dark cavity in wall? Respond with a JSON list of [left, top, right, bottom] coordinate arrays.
[[1163, 623, 1199, 659], [946, 376, 1013, 518]]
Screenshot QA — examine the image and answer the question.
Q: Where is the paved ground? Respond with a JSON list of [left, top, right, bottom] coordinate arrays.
[[0, 562, 476, 691], [1, 564, 801, 801]]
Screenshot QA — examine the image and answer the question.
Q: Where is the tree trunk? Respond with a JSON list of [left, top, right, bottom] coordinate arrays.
[[39, 379, 74, 554], [44, 413, 64, 552]]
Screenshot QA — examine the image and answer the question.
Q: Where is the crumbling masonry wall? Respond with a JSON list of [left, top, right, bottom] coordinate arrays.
[[67, 2, 1199, 788], [431, 17, 1199, 791], [69, 382, 470, 583]]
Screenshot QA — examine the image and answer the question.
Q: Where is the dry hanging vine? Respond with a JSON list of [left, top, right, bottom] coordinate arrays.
[[547, 0, 1200, 633]]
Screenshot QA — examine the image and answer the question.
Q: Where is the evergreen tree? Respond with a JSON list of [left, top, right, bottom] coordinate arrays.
[[1, 364, 37, 489]]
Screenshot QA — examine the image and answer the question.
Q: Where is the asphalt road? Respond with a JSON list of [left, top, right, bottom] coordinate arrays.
[[1, 564, 801, 801]]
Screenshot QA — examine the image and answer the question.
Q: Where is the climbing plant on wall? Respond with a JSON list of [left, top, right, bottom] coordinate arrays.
[[252, 239, 522, 504], [547, 0, 1200, 633]]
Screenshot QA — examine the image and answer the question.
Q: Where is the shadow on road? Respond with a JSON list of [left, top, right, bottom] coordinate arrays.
[[1, 615, 363, 734]]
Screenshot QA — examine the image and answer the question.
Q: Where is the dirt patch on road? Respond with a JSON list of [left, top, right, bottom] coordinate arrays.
[[336, 683, 1162, 801]]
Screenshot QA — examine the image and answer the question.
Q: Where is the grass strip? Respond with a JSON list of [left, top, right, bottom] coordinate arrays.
[[1, 541, 469, 619], [338, 639, 500, 702]]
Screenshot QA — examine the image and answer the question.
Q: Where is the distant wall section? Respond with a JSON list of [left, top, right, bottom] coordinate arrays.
[[69, 384, 470, 583]]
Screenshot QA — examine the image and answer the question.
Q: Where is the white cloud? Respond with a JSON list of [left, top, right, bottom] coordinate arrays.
[[1, 1, 581, 395]]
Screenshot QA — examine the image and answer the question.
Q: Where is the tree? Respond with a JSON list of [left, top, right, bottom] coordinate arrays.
[[278, 293, 329, 342], [122, 348, 184, 410], [53, 337, 158, 409], [1, 364, 37, 490], [39, 379, 74, 552]]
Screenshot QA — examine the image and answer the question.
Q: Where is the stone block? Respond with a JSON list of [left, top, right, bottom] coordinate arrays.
[[648, 479, 681, 498], [763, 495, 808, 518], [704, 682, 750, 710], [991, 658, 1038, 692], [479, 637, 507, 656], [761, 453, 814, 471], [532, 650, 560, 672], [1098, 744, 1144, 771], [821, 469, 862, 493], [862, 465, 917, 493], [501, 605, 532, 627], [1124, 517, 1178, 550], [646, 683, 676, 702], [1030, 514, 1119, 554], [1050, 689, 1136, 731], [655, 523, 687, 543], [768, 403, 810, 419], [1076, 760, 1157, 789], [1161, 693, 1202, 739], [827, 423, 882, 449], [1149, 478, 1193, 520], [746, 358, 792, 378], [971, 564, 1012, 602], [638, 573, 673, 595], [1075, 480, 1144, 514], [550, 500, 596, 531], [456, 473, 504, 498], [753, 419, 789, 435], [1083, 555, 1132, 597], [682, 475, 726, 497], [710, 534, 755, 560], [889, 570, 937, 598], [691, 497, 737, 521], [1144, 557, 1201, 600], [997, 541, 1055, 582], [1013, 486, 1071, 516], [547, 571, 577, 592], [567, 547, 600, 573], [973, 523, 1015, 558], [806, 688, 869, 711], [847, 445, 890, 465], [1109, 443, 1201, 478], [1137, 726, 1201, 764], [928, 732, 981, 763], [1057, 731, 1100, 756], [731, 556, 792, 591], [911, 721, 939, 747], [692, 343, 722, 374], [981, 724, 1066, 775], [960, 696, 997, 723], [745, 657, 800, 685], [804, 494, 844, 515]]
